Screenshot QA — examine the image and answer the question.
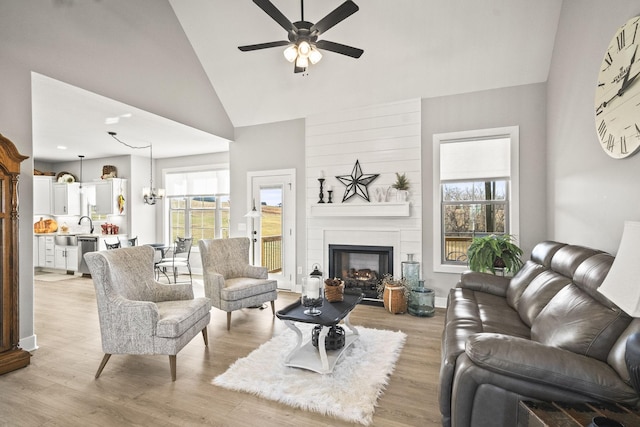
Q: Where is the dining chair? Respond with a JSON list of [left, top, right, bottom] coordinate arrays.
[[127, 236, 138, 247], [155, 237, 193, 284], [105, 240, 121, 249]]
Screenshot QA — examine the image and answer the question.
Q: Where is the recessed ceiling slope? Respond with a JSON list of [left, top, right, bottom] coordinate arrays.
[[32, 73, 230, 163]]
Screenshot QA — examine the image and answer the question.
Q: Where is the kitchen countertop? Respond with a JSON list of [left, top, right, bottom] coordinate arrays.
[[34, 233, 128, 237]]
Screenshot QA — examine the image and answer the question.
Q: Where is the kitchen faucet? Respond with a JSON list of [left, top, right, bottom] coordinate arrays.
[[78, 216, 94, 234]]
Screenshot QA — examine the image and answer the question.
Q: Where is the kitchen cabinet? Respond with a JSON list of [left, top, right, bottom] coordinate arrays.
[[52, 182, 81, 216], [93, 178, 127, 215], [54, 245, 79, 271], [33, 175, 53, 214], [36, 235, 55, 268]]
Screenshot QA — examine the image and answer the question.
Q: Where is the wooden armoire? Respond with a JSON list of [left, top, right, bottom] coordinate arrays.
[[0, 133, 30, 375]]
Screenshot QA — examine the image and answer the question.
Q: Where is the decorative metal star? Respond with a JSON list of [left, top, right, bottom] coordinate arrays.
[[336, 160, 379, 202]]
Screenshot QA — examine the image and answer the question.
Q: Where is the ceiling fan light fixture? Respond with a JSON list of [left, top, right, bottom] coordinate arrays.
[[309, 46, 322, 64], [283, 44, 298, 62], [297, 40, 311, 57], [295, 55, 309, 68]]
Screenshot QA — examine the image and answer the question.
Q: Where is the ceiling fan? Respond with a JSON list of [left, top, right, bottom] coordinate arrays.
[[238, 0, 363, 73]]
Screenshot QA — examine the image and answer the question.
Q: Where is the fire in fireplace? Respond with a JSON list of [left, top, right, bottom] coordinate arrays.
[[328, 244, 393, 302]]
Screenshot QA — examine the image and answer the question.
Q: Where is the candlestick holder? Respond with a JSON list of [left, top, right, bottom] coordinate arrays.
[[318, 178, 325, 203], [327, 190, 333, 203]]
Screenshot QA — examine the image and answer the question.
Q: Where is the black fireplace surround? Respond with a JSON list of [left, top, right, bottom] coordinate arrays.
[[328, 244, 393, 302]]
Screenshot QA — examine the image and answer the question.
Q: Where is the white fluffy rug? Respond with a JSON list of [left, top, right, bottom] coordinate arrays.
[[213, 325, 406, 425]]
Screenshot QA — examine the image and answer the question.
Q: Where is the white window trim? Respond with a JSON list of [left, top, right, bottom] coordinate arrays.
[[432, 126, 520, 274], [161, 163, 229, 248]]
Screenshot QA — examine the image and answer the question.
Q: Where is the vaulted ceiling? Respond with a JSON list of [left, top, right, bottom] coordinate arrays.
[[170, 0, 562, 127], [32, 0, 563, 162]]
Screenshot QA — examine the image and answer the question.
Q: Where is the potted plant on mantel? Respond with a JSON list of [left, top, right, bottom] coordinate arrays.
[[392, 172, 410, 202], [467, 234, 523, 275]]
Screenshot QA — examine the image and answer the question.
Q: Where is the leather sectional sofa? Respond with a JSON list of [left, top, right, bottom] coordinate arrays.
[[440, 241, 640, 427]]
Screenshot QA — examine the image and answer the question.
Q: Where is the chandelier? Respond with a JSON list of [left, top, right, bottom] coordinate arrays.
[[108, 132, 164, 205]]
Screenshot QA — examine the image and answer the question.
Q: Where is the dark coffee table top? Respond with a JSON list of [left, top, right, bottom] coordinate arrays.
[[276, 293, 363, 326]]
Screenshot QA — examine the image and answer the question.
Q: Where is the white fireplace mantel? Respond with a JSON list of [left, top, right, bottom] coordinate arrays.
[[310, 202, 410, 217]]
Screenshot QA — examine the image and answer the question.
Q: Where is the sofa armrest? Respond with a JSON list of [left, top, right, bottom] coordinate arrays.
[[465, 333, 635, 402], [458, 271, 510, 297]]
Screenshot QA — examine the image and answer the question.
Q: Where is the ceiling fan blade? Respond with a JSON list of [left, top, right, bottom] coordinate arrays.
[[310, 0, 359, 36], [315, 40, 363, 58], [253, 0, 296, 33], [238, 40, 290, 52]]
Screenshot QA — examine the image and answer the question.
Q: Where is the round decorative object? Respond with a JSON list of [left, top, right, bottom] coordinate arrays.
[[383, 285, 407, 314], [312, 325, 345, 350], [56, 171, 76, 183], [408, 284, 435, 317], [102, 165, 117, 179], [594, 16, 640, 159]]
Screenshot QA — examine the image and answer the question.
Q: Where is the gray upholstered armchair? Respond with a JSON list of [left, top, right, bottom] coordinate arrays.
[[84, 245, 211, 381], [199, 237, 277, 330]]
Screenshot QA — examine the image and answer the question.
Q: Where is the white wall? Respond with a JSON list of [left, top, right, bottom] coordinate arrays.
[[423, 83, 548, 298], [231, 119, 306, 282], [305, 99, 422, 283], [547, 0, 640, 254]]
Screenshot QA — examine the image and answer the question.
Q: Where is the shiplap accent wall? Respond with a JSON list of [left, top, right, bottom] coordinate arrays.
[[305, 98, 422, 279]]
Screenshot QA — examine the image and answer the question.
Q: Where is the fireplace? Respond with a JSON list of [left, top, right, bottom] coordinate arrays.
[[328, 244, 394, 302]]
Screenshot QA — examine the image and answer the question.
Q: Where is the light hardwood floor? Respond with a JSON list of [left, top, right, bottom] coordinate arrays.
[[1, 274, 444, 426]]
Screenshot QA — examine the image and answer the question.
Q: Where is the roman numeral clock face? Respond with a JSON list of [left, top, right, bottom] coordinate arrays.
[[595, 16, 640, 159]]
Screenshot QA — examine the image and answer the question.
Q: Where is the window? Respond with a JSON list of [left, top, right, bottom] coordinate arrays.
[[433, 127, 519, 273], [165, 169, 230, 245]]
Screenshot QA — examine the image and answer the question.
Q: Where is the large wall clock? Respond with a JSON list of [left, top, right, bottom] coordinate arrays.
[[595, 16, 640, 159]]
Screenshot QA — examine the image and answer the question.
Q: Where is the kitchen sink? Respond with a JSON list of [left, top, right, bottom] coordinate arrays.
[[54, 235, 78, 246]]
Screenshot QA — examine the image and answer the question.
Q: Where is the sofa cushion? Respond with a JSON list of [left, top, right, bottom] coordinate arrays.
[[517, 270, 571, 327], [549, 245, 602, 278], [222, 277, 277, 301], [530, 241, 567, 266], [465, 333, 638, 403], [607, 319, 640, 384], [506, 260, 546, 311], [156, 297, 212, 338], [531, 284, 631, 361], [572, 253, 616, 306], [447, 288, 530, 339]]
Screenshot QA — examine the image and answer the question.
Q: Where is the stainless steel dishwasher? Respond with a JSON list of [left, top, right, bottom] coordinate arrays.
[[78, 236, 99, 275]]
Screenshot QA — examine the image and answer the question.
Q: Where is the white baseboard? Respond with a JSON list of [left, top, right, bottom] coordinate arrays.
[[435, 296, 447, 309], [19, 334, 38, 352]]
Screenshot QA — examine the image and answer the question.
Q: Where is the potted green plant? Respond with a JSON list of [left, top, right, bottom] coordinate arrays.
[[391, 172, 410, 191], [467, 234, 523, 274], [391, 173, 410, 202]]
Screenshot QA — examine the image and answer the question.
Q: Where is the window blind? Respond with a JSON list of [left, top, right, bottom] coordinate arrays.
[[440, 137, 511, 181], [165, 170, 230, 196]]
